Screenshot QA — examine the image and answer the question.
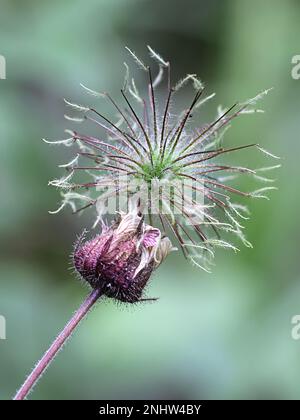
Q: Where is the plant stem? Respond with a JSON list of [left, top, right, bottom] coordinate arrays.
[[14, 288, 102, 400]]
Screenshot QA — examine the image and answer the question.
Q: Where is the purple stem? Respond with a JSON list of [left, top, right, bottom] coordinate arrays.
[[14, 289, 102, 400]]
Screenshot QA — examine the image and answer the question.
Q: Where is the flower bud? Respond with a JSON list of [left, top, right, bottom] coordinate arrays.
[[73, 209, 173, 303]]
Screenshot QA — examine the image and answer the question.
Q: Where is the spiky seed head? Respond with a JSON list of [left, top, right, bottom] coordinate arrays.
[[47, 46, 280, 272]]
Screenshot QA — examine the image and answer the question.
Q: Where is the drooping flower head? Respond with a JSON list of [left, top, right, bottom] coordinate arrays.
[[46, 46, 279, 272], [74, 203, 173, 303]]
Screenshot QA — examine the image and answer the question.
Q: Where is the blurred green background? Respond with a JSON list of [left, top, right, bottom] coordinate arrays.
[[0, 0, 300, 400]]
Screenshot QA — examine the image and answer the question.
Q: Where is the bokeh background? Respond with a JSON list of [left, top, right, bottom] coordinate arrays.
[[0, 0, 300, 400]]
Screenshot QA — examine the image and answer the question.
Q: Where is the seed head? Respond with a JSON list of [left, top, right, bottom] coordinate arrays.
[[46, 46, 280, 272]]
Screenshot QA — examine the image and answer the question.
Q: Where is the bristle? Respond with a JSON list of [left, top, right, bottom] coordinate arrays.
[[63, 99, 89, 112], [147, 45, 169, 67], [80, 83, 106, 98], [125, 47, 148, 71]]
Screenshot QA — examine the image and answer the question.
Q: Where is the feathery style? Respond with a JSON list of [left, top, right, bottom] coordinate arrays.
[[45, 46, 279, 272]]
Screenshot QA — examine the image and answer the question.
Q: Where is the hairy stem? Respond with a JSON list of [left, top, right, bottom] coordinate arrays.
[[14, 288, 102, 400]]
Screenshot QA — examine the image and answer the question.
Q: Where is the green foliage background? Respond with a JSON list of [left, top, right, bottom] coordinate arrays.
[[0, 0, 299, 400]]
